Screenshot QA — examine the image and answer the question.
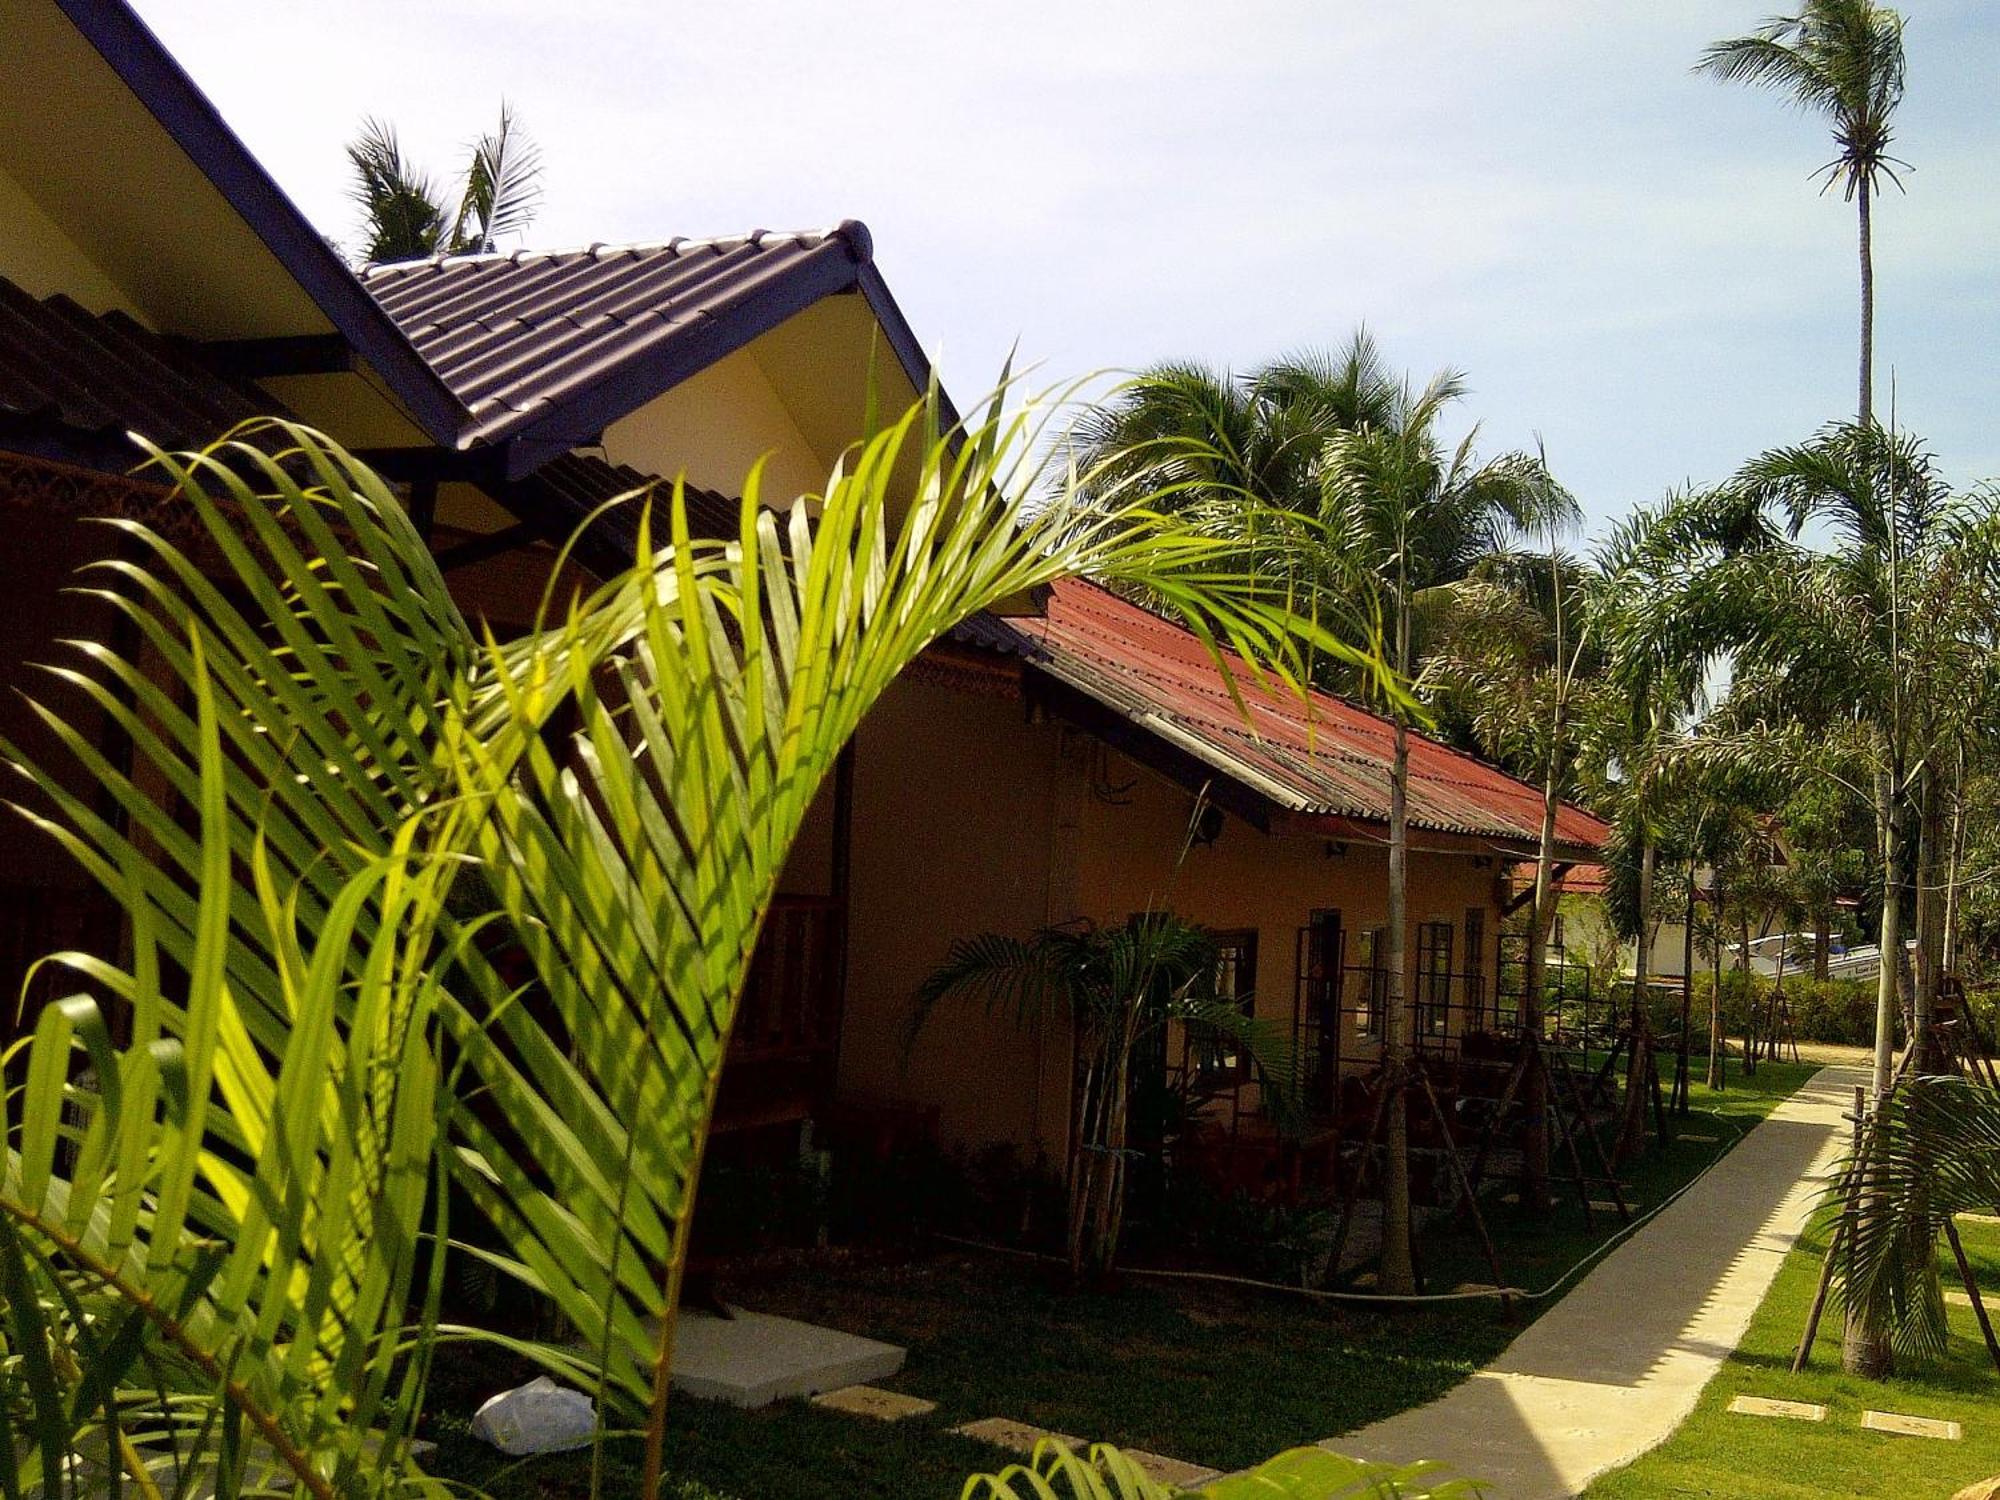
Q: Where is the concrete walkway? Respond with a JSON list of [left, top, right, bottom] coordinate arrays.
[[1328, 1065, 1865, 1499]]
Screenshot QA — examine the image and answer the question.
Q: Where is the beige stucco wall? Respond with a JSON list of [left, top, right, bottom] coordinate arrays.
[[828, 661, 1512, 1163], [602, 350, 827, 508], [0, 162, 138, 316], [835, 668, 1073, 1156]]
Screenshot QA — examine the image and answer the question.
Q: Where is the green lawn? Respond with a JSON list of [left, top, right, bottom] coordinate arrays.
[[1587, 1211, 2000, 1497], [422, 1060, 1819, 1500]]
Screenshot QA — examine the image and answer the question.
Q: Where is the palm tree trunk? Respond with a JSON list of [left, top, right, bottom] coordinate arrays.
[[1857, 177, 1874, 426], [1618, 839, 1656, 1162], [1814, 908, 1832, 983], [1380, 711, 1417, 1295], [1846, 763, 1900, 1378], [1871, 766, 1900, 1098], [1740, 907, 1756, 1078], [1707, 896, 1725, 1091], [1519, 763, 1562, 1212], [1912, 770, 1942, 1072], [1944, 751, 1967, 977], [1678, 861, 1696, 1113]]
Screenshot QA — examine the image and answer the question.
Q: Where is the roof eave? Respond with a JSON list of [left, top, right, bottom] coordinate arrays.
[[55, 0, 470, 448], [487, 228, 880, 480]]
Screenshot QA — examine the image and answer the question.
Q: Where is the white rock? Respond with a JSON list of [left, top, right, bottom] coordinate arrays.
[[470, 1376, 598, 1455]]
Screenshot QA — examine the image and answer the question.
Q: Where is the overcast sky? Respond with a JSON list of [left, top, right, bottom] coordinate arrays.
[[134, 1, 1999, 537]]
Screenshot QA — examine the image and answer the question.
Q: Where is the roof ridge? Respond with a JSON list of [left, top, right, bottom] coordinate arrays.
[[358, 221, 872, 279]]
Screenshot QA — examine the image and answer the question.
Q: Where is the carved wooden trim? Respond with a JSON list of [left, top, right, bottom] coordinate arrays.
[[0, 450, 205, 550]]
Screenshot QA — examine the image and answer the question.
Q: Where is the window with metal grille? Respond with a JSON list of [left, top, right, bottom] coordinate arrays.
[[1196, 929, 1259, 1081], [1356, 925, 1387, 1037], [1417, 920, 1453, 1035]]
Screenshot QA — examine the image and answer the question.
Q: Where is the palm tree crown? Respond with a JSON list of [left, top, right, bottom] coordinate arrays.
[[346, 103, 543, 264], [1697, 1, 1909, 424]]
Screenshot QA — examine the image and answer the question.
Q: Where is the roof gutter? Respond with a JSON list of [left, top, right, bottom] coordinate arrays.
[[56, 0, 470, 448]]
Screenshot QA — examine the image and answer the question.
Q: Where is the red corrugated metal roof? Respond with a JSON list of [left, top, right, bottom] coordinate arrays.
[[965, 579, 1609, 853]]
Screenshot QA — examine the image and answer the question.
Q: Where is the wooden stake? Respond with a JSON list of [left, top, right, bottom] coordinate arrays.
[[1945, 1217, 2000, 1375]]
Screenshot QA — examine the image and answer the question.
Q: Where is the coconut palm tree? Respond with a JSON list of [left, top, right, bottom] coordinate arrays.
[[0, 396, 1392, 1495], [1697, 0, 1909, 424], [1069, 332, 1401, 544], [346, 103, 543, 264], [1312, 375, 1577, 1292]]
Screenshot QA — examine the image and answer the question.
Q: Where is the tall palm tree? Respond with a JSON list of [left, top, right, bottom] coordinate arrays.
[[1314, 376, 1577, 1292], [1428, 547, 1604, 1207], [1697, 1, 1909, 424], [1616, 422, 2000, 1374], [346, 103, 543, 264]]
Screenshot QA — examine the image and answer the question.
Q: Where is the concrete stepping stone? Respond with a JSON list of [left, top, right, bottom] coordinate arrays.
[[1955, 1212, 2000, 1227], [1681, 1133, 1719, 1143], [1861, 1410, 1962, 1440], [1450, 1282, 1529, 1298], [811, 1385, 937, 1421], [1729, 1394, 1826, 1422], [1589, 1200, 1633, 1215], [954, 1417, 1084, 1455], [1122, 1449, 1222, 1487], [670, 1307, 904, 1408]]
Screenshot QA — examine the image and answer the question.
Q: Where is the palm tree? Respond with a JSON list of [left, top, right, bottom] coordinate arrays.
[[0, 399, 1388, 1494], [1697, 1, 1909, 424], [1428, 547, 1603, 1206], [912, 913, 1297, 1283], [1069, 331, 1401, 543], [1313, 375, 1577, 1291], [1616, 422, 2000, 1374], [346, 103, 543, 264]]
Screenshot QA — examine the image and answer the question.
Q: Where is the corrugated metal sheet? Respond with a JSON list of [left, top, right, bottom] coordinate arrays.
[[959, 579, 1609, 852], [0, 275, 266, 454], [361, 226, 869, 447]]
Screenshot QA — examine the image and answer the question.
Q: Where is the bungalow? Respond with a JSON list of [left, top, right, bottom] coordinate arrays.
[[0, 0, 1610, 1198]]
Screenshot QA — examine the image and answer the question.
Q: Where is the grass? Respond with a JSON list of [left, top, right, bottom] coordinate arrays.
[[422, 1059, 1819, 1500], [1587, 1205, 2000, 1497]]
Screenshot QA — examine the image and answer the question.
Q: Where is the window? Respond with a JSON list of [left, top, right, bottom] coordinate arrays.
[[1356, 926, 1388, 1038], [1301, 909, 1344, 1087], [1464, 907, 1487, 1030], [1417, 921, 1453, 1036], [1197, 929, 1259, 1080]]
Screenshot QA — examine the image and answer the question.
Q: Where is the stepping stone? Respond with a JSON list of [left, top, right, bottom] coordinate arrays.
[[1861, 1410, 1962, 1440], [1681, 1133, 1719, 1143], [811, 1385, 937, 1421], [1451, 1282, 1529, 1298], [670, 1307, 904, 1409], [1729, 1395, 1827, 1422], [1589, 1200, 1633, 1215], [1955, 1212, 2000, 1227], [1122, 1449, 1222, 1487], [954, 1417, 1084, 1455]]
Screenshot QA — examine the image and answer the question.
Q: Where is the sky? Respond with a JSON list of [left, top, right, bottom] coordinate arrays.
[[133, 1, 2000, 540]]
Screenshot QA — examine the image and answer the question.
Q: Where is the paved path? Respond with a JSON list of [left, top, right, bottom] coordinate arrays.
[[1327, 1065, 1865, 1499]]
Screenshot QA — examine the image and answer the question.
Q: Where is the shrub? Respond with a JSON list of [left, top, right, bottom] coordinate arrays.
[[1686, 971, 1887, 1048]]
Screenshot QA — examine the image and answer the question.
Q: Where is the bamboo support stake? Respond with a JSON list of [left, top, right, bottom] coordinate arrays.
[[1945, 1217, 2000, 1375]]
